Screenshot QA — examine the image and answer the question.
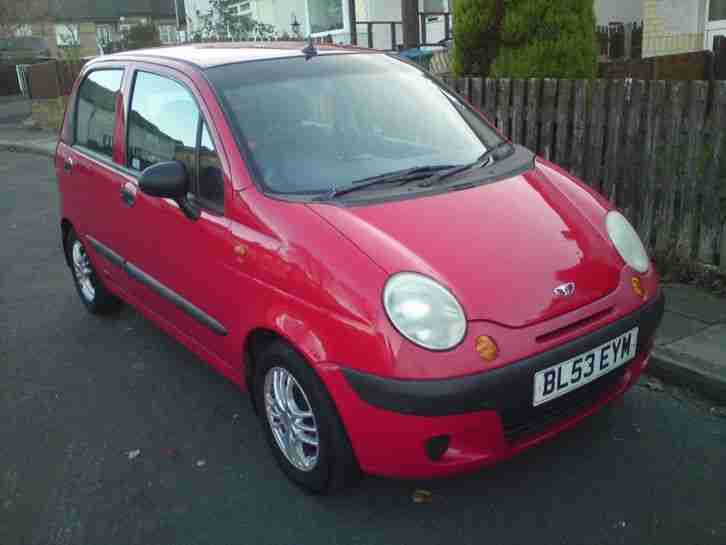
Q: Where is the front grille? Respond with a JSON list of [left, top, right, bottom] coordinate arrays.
[[500, 364, 629, 443]]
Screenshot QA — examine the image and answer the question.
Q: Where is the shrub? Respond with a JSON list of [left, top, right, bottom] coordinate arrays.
[[452, 0, 598, 79]]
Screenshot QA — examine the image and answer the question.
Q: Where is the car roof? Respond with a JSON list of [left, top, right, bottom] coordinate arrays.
[[101, 42, 377, 69]]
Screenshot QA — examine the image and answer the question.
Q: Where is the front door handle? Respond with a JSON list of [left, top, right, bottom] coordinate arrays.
[[120, 182, 137, 207], [63, 157, 73, 173]]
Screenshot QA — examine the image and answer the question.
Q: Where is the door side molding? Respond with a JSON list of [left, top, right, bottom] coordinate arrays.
[[86, 236, 228, 336]]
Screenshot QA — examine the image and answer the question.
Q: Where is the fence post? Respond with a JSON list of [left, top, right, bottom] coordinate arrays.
[[484, 78, 497, 122], [390, 22, 397, 50], [348, 0, 357, 45], [586, 79, 608, 190], [496, 79, 511, 137], [676, 81, 709, 260], [655, 81, 686, 254], [572, 80, 588, 180], [367, 23, 373, 48], [639, 80, 667, 249], [622, 79, 645, 223], [470, 77, 483, 111], [511, 79, 525, 144], [541, 79, 557, 160], [419, 13, 427, 46], [402, 0, 420, 48], [526, 79, 541, 153], [602, 80, 625, 202], [699, 80, 726, 265], [554, 80, 572, 168]]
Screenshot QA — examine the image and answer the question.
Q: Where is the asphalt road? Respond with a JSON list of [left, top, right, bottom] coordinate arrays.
[[0, 96, 31, 127], [1, 151, 725, 545]]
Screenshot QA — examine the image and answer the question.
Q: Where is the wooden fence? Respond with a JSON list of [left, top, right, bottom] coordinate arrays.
[[441, 76, 726, 270], [596, 22, 643, 60]]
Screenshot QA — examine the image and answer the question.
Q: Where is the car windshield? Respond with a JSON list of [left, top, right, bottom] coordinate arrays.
[[207, 53, 504, 196]]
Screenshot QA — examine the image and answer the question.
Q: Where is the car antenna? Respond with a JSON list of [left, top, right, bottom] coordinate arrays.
[[302, 35, 318, 60]]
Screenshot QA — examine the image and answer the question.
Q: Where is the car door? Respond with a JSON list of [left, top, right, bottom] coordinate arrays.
[[60, 66, 133, 291], [117, 67, 238, 362]]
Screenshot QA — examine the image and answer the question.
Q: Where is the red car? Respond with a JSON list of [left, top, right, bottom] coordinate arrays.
[[56, 42, 664, 493]]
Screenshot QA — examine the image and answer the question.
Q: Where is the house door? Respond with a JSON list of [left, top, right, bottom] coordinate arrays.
[[706, 0, 726, 49]]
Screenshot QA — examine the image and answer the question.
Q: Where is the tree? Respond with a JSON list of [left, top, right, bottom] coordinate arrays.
[[194, 0, 276, 42], [0, 0, 50, 38], [452, 0, 598, 79], [123, 22, 162, 50]]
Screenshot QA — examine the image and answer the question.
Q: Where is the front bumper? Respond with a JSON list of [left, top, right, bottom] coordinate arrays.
[[316, 292, 664, 478]]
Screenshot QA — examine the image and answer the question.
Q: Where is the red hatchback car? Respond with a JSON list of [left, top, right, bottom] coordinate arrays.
[[57, 43, 664, 493]]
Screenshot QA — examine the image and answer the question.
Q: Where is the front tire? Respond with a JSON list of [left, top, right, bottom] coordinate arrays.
[[254, 341, 359, 494], [65, 228, 121, 315]]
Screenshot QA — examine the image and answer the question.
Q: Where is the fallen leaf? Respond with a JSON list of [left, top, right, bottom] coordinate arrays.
[[642, 377, 664, 391], [710, 406, 726, 418], [127, 449, 141, 460], [412, 489, 432, 504], [163, 448, 180, 459]]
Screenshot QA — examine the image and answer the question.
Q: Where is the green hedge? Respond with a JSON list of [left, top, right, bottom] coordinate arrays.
[[453, 0, 598, 79]]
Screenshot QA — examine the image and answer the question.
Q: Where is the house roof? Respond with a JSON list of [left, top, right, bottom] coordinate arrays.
[[48, 0, 179, 22], [100, 42, 376, 69]]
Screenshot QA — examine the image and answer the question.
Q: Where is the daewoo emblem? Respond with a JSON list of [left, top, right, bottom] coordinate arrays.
[[554, 282, 576, 297]]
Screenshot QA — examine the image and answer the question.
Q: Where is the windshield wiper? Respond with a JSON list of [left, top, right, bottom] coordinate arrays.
[[322, 165, 459, 199], [420, 142, 515, 187]]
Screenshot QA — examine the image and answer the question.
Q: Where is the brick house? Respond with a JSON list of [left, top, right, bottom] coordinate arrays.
[[11, 0, 184, 58], [643, 0, 726, 57]]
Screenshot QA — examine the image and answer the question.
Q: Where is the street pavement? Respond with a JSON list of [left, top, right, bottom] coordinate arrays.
[[1, 151, 726, 545], [0, 95, 31, 126]]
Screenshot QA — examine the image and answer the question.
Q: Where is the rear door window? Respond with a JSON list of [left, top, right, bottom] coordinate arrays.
[[75, 69, 123, 159]]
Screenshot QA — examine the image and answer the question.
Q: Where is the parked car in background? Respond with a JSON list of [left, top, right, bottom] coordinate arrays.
[[0, 37, 51, 63], [55, 42, 664, 494]]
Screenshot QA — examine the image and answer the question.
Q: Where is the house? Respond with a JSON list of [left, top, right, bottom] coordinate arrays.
[[10, 0, 185, 58], [594, 0, 644, 25], [643, 0, 726, 57], [185, 0, 452, 50]]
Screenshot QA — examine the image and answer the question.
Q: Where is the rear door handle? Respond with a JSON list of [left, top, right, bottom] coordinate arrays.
[[120, 182, 137, 207], [63, 157, 73, 173]]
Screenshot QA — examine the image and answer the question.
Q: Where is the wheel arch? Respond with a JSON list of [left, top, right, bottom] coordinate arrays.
[[61, 218, 73, 268], [243, 327, 312, 414]]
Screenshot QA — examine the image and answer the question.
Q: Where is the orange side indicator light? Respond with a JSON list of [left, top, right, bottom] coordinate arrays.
[[475, 336, 499, 362], [632, 277, 647, 299]]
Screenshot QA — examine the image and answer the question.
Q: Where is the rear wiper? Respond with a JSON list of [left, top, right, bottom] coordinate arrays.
[[322, 165, 459, 199], [420, 142, 515, 187]]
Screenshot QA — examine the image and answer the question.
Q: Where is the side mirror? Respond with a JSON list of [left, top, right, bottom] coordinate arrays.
[[139, 161, 199, 220]]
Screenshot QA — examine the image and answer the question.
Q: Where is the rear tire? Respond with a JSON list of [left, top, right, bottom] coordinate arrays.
[[65, 228, 121, 315], [253, 340, 359, 494]]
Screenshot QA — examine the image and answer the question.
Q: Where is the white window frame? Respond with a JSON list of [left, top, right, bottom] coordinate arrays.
[[306, 0, 350, 38], [705, 0, 726, 49], [55, 24, 80, 47], [159, 24, 177, 44], [14, 25, 33, 37]]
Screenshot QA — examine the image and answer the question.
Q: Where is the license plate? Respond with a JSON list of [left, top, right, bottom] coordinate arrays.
[[533, 327, 639, 407]]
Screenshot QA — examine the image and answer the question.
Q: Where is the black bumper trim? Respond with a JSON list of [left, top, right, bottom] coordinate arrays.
[[342, 292, 665, 417]]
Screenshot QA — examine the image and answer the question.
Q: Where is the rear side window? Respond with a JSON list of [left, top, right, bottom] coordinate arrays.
[[75, 70, 123, 159], [127, 71, 198, 176]]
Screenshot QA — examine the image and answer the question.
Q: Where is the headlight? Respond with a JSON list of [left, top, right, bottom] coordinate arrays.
[[383, 273, 467, 351], [606, 211, 650, 273]]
